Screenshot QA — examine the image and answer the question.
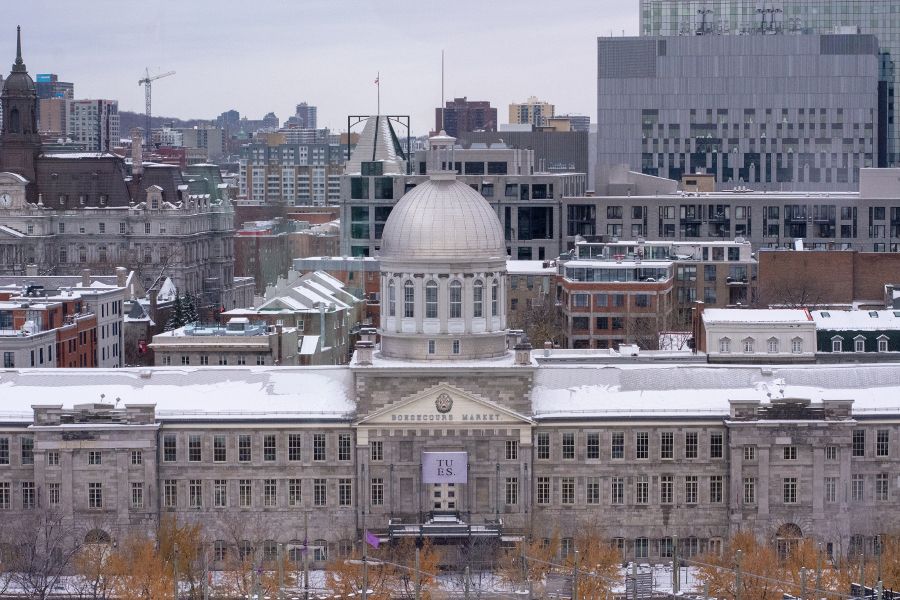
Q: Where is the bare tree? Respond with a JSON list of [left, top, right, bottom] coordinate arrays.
[[509, 298, 565, 348], [4, 507, 82, 600]]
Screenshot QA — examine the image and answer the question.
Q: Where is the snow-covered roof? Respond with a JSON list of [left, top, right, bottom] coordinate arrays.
[[157, 277, 177, 301], [531, 363, 900, 418], [812, 310, 900, 331], [0, 368, 354, 423], [703, 308, 812, 324], [507, 260, 556, 275]]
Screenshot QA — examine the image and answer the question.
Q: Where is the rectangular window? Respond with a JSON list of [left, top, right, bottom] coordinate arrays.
[[264, 479, 277, 507], [709, 476, 724, 503], [744, 477, 756, 504], [48, 482, 60, 506], [635, 538, 649, 559], [214, 480, 227, 508], [164, 480, 177, 508], [163, 434, 177, 462], [824, 477, 837, 504], [505, 440, 519, 460], [685, 432, 698, 459], [587, 478, 600, 504], [560, 478, 575, 505], [611, 477, 624, 505], [213, 436, 226, 462], [852, 430, 866, 457], [264, 435, 277, 462], [47, 451, 59, 466], [88, 482, 103, 509], [586, 433, 600, 460], [87, 450, 102, 465], [783, 477, 798, 504], [611, 432, 624, 459], [239, 435, 252, 462], [188, 435, 201, 462], [636, 432, 649, 459], [338, 434, 351, 461], [506, 477, 520, 505], [660, 475, 673, 504], [289, 479, 302, 507], [536, 432, 550, 460], [131, 450, 143, 465], [685, 476, 698, 504], [126, 482, 142, 509], [371, 478, 384, 506], [783, 446, 798, 460], [876, 430, 889, 457], [314, 479, 327, 506], [635, 475, 649, 504], [339, 479, 352, 506], [189, 480, 202, 508], [710, 433, 724, 458], [288, 434, 302, 461], [660, 432, 674, 459], [313, 434, 326, 461], [825, 445, 837, 461], [0, 482, 9, 509], [370, 440, 383, 461], [22, 482, 35, 509], [536, 477, 550, 505], [852, 475, 864, 502], [743, 446, 756, 461], [21, 437, 34, 465], [239, 480, 252, 508], [561, 433, 575, 460], [0, 437, 7, 465], [876, 474, 889, 502]]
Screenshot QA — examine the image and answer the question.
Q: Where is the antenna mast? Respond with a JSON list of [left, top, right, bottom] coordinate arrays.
[[441, 50, 445, 131]]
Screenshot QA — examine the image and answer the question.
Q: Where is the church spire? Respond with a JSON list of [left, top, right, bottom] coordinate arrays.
[[12, 26, 25, 72]]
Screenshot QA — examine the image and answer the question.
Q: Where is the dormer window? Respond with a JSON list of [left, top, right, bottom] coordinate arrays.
[[767, 337, 779, 353], [742, 337, 755, 354], [878, 336, 889, 353], [831, 336, 843, 352], [791, 337, 803, 354], [854, 336, 866, 353], [719, 337, 731, 353]]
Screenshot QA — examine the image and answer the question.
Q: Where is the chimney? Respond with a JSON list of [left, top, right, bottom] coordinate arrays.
[[692, 300, 706, 354], [514, 342, 533, 366], [543, 340, 553, 357], [81, 268, 91, 288], [131, 128, 143, 176], [25, 264, 38, 277], [506, 329, 524, 350], [149, 288, 159, 325], [360, 327, 377, 344], [115, 266, 127, 288], [355, 341, 374, 366]]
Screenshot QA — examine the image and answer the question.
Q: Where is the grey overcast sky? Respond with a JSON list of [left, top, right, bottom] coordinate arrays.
[[7, 1, 638, 135]]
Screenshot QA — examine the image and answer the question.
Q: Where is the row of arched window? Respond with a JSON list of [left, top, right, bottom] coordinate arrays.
[[718, 336, 804, 354], [387, 278, 500, 319]]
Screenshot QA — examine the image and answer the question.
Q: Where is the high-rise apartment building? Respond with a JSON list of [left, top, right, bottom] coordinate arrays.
[[67, 99, 119, 152], [293, 102, 317, 129], [509, 96, 555, 128], [639, 0, 898, 166], [435, 97, 497, 137], [38, 97, 67, 135], [239, 141, 345, 205], [597, 34, 883, 191]]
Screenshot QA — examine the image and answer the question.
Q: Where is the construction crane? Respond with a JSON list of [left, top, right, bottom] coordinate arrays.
[[138, 68, 175, 149]]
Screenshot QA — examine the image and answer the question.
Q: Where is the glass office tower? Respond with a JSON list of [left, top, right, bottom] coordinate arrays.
[[639, 0, 897, 165]]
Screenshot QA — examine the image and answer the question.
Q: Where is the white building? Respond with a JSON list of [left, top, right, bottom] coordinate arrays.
[[700, 308, 816, 362]]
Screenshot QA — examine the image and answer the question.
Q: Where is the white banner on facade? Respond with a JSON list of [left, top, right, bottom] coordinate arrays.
[[422, 452, 468, 484]]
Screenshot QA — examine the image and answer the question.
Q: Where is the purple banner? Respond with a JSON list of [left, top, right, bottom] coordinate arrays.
[[422, 452, 468, 484]]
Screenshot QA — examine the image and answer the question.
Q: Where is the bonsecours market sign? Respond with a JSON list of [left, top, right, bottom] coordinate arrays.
[[389, 412, 503, 422]]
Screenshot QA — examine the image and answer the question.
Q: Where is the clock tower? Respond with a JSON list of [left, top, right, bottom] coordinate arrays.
[[0, 27, 41, 193]]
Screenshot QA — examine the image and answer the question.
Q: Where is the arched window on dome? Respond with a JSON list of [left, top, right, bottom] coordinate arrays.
[[403, 280, 415, 318], [473, 280, 484, 318], [449, 280, 462, 319], [425, 281, 438, 319], [491, 279, 499, 316], [387, 280, 396, 317]]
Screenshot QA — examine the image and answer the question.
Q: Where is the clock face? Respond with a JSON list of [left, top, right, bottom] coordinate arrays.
[[0, 193, 11, 208]]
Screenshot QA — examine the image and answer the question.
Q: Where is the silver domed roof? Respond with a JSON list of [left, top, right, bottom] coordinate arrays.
[[380, 178, 506, 262]]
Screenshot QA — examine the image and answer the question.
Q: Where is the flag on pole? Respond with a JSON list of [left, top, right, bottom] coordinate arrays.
[[365, 530, 380, 549], [374, 74, 379, 85]]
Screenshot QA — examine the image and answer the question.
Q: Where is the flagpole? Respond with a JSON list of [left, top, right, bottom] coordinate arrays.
[[376, 71, 380, 117], [362, 511, 368, 600]]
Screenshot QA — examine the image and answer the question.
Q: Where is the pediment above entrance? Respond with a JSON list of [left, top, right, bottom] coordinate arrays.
[[355, 383, 533, 427]]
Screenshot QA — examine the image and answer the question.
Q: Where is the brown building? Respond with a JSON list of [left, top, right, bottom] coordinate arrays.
[[758, 249, 900, 309], [435, 97, 497, 138], [37, 97, 66, 135]]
